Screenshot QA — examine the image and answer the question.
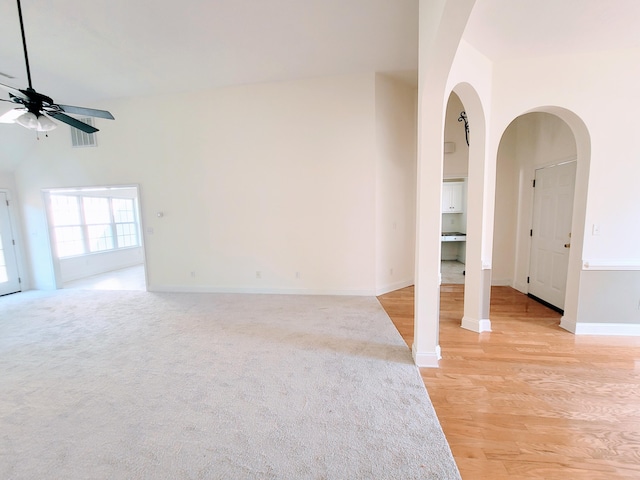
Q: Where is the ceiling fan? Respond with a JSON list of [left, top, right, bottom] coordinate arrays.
[[0, 0, 114, 134]]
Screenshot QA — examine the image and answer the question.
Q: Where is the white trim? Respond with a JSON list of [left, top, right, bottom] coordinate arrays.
[[560, 316, 576, 333], [582, 260, 640, 271], [412, 344, 441, 368], [573, 322, 640, 336], [461, 316, 492, 333], [375, 279, 414, 296], [147, 284, 376, 296], [513, 281, 528, 294]]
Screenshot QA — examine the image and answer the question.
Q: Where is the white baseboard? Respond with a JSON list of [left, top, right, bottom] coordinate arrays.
[[412, 344, 441, 368], [513, 281, 528, 294], [559, 316, 576, 333], [375, 279, 414, 296], [573, 322, 640, 336], [461, 316, 492, 333], [147, 284, 376, 296]]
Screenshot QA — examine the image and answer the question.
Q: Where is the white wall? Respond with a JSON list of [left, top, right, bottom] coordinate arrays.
[[443, 92, 468, 178], [374, 74, 417, 295], [489, 47, 640, 329], [59, 248, 144, 282], [12, 73, 390, 294], [491, 48, 640, 265], [492, 120, 517, 286]]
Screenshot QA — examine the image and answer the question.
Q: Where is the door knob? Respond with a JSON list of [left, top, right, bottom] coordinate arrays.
[[564, 243, 571, 248]]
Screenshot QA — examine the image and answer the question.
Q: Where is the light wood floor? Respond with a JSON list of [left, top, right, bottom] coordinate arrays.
[[378, 285, 640, 480]]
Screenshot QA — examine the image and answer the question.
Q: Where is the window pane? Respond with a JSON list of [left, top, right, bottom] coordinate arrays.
[[83, 197, 111, 225], [116, 223, 138, 248], [54, 226, 85, 257], [87, 224, 114, 252], [50, 195, 81, 226], [112, 198, 135, 223]]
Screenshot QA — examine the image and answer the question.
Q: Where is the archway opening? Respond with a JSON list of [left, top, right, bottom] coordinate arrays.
[[493, 108, 591, 328], [441, 92, 469, 285]]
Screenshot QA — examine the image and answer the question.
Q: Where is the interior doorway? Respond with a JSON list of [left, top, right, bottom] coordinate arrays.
[[494, 111, 580, 318], [529, 161, 576, 312], [441, 92, 469, 285], [43, 185, 147, 291], [0, 191, 21, 296]]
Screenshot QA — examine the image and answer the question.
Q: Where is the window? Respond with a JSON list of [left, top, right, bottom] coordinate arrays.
[[50, 195, 85, 257], [112, 198, 138, 248], [49, 193, 140, 258]]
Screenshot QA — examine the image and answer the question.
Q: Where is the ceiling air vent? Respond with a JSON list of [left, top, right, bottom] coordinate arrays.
[[70, 117, 97, 148]]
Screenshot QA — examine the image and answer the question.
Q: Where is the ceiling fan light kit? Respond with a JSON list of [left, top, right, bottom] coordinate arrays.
[[0, 0, 114, 136], [15, 111, 57, 132]]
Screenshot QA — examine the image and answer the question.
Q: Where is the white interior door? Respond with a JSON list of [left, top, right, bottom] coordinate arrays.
[[529, 162, 576, 310], [0, 192, 21, 296]]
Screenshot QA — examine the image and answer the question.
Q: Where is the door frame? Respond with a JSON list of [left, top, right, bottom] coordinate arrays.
[[0, 189, 23, 295], [42, 184, 148, 290]]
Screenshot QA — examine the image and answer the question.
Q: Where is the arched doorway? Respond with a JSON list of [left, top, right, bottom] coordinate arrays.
[[450, 83, 491, 334], [493, 109, 591, 327], [441, 92, 469, 285]]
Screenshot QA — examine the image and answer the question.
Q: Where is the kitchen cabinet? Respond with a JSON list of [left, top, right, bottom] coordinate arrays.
[[442, 181, 464, 213]]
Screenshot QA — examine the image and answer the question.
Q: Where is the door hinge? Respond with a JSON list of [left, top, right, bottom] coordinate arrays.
[[532, 179, 536, 188], [18, 277, 22, 284], [527, 276, 530, 284], [530, 229, 533, 237], [12, 239, 15, 245], [5, 199, 8, 206]]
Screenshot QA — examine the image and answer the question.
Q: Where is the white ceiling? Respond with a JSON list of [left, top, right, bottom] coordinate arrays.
[[463, 0, 640, 61], [0, 0, 419, 106], [0, 0, 639, 110]]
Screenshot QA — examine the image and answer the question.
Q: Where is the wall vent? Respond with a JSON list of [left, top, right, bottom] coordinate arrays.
[[70, 117, 97, 148]]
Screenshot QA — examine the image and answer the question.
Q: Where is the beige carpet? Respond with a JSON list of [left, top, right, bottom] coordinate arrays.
[[0, 289, 460, 479]]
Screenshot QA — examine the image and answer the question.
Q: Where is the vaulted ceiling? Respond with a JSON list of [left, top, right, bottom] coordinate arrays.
[[0, 1, 638, 112], [0, 0, 419, 105]]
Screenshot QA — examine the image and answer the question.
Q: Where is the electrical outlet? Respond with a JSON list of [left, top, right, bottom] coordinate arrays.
[[256, 271, 261, 279], [295, 271, 301, 279], [592, 224, 601, 235], [190, 271, 196, 278], [390, 268, 394, 276]]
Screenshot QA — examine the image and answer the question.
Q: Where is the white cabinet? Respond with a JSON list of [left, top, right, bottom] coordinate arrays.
[[442, 182, 464, 213]]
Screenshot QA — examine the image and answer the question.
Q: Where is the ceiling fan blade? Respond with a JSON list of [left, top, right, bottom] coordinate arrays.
[[0, 81, 27, 100], [58, 104, 114, 120], [48, 111, 99, 134]]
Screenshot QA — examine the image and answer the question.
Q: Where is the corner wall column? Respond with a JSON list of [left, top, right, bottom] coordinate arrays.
[[413, 0, 477, 366]]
